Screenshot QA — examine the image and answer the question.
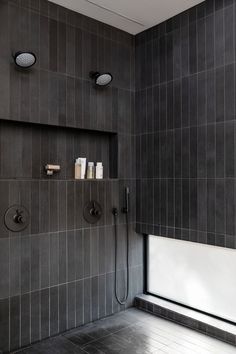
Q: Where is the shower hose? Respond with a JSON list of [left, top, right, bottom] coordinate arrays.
[[112, 208, 129, 305]]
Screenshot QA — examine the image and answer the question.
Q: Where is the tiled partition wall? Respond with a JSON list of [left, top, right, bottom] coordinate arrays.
[[0, 1, 143, 352], [136, 0, 236, 249]]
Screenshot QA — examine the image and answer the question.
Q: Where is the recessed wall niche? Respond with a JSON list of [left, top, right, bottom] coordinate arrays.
[[0, 120, 118, 180]]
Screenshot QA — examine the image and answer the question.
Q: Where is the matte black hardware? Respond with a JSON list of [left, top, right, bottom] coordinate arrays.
[[14, 209, 25, 224], [83, 200, 102, 224], [113, 186, 130, 305], [112, 207, 118, 216], [122, 186, 130, 214], [4, 205, 30, 232]]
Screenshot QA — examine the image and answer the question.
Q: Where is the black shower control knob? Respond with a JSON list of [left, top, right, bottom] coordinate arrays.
[[14, 210, 25, 224], [90, 208, 101, 216]]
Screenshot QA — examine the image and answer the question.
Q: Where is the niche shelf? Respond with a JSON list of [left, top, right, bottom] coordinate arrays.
[[0, 119, 118, 180]]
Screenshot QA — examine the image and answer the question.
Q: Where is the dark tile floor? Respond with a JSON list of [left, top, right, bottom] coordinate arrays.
[[14, 308, 236, 354]]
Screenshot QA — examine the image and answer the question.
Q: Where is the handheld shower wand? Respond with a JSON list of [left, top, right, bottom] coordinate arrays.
[[122, 187, 130, 214], [113, 187, 130, 305]]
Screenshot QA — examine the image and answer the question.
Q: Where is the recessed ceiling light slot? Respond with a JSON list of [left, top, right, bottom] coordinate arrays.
[[84, 0, 145, 26]]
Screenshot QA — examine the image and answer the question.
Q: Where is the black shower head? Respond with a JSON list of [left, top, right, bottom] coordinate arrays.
[[90, 71, 113, 87], [14, 51, 36, 68]]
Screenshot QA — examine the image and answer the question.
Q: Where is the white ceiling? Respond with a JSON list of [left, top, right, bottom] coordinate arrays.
[[49, 0, 205, 35]]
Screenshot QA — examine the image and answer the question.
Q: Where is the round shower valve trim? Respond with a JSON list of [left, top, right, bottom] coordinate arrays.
[[83, 200, 102, 224], [4, 205, 30, 232]]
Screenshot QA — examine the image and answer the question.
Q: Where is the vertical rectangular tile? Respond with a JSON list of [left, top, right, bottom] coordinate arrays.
[[105, 272, 113, 316], [0, 238, 9, 299], [31, 236, 40, 292], [225, 63, 235, 121], [40, 234, 50, 289], [197, 17, 206, 72], [206, 14, 215, 69], [91, 228, 99, 277], [10, 296, 20, 351], [10, 237, 20, 297], [67, 230, 76, 282], [181, 25, 189, 76], [67, 282, 76, 330], [0, 298, 9, 352], [207, 179, 216, 233], [225, 121, 235, 177], [207, 124, 216, 178], [189, 21, 197, 74], [49, 19, 58, 72], [41, 288, 50, 340], [98, 274, 106, 318], [21, 293, 30, 348], [0, 2, 9, 120], [215, 179, 225, 234], [83, 278, 91, 324], [226, 179, 235, 236], [50, 286, 59, 337], [50, 233, 59, 286], [21, 236, 31, 294], [215, 9, 224, 67], [197, 72, 206, 125], [224, 5, 234, 64], [84, 228, 91, 278], [91, 276, 99, 321], [0, 181, 9, 238], [76, 280, 84, 327], [59, 284, 67, 333], [39, 181, 49, 233], [216, 123, 225, 178], [59, 231, 67, 284]]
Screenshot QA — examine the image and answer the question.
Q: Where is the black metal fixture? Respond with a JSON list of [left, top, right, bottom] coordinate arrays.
[[83, 200, 102, 224], [45, 164, 61, 176], [14, 51, 36, 68], [90, 71, 113, 87], [4, 205, 30, 232], [112, 186, 130, 305]]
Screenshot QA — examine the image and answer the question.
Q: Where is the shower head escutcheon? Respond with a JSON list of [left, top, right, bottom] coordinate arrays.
[[14, 51, 36, 68], [90, 71, 113, 87]]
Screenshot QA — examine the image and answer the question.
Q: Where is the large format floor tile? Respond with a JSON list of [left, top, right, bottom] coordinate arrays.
[[14, 308, 236, 354]]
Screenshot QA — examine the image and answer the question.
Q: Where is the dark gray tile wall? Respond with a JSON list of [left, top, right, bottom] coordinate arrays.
[[136, 0, 236, 249], [0, 121, 117, 179], [0, 0, 142, 352]]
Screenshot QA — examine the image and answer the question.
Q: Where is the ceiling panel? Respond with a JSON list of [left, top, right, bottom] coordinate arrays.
[[49, 0, 205, 34]]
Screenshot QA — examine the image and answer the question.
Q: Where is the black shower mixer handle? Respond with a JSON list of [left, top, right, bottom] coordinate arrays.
[[14, 209, 25, 224], [90, 202, 102, 217]]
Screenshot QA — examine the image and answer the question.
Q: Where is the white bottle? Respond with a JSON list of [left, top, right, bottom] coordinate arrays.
[[96, 162, 103, 179]]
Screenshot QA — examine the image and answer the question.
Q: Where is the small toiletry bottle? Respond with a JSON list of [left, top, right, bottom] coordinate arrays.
[[87, 162, 95, 179], [78, 158, 86, 179], [75, 158, 82, 179], [96, 162, 103, 179]]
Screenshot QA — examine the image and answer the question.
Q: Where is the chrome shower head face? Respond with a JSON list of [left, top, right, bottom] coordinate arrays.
[[90, 71, 113, 87], [14, 51, 36, 68]]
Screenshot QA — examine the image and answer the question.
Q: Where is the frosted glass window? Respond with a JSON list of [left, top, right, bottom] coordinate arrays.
[[147, 235, 236, 323]]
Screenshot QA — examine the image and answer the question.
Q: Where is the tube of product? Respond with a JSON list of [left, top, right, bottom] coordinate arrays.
[[77, 158, 86, 179]]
